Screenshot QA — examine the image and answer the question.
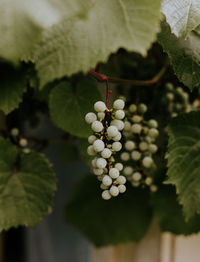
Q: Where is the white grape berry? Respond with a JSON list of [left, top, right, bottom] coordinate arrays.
[[132, 172, 142, 181], [101, 148, 112, 159], [109, 186, 119, 197], [148, 119, 158, 128], [107, 125, 118, 137], [123, 166, 133, 176], [149, 144, 158, 154], [111, 120, 124, 131], [94, 101, 106, 112], [139, 142, 148, 151], [102, 190, 111, 200], [91, 158, 97, 167], [138, 104, 147, 114], [131, 151, 141, 161], [113, 99, 125, 110], [145, 177, 153, 185], [132, 115, 142, 123], [112, 142, 122, 152], [118, 184, 126, 193], [129, 104, 137, 113], [113, 132, 122, 141], [142, 156, 153, 168], [23, 148, 30, 154], [97, 112, 105, 120], [109, 168, 119, 179], [125, 141, 135, 151], [102, 175, 113, 186], [85, 112, 97, 124], [117, 176, 126, 184], [124, 121, 131, 131], [88, 135, 96, 144], [91, 121, 103, 132], [93, 168, 104, 175], [87, 145, 96, 156], [115, 163, 123, 171], [115, 110, 125, 120], [166, 93, 174, 101], [148, 128, 159, 138], [131, 124, 142, 134], [19, 138, 28, 147], [11, 128, 19, 137], [96, 158, 107, 169], [150, 185, 158, 192], [100, 183, 109, 190], [93, 139, 105, 152], [120, 152, 130, 161], [145, 136, 152, 143]]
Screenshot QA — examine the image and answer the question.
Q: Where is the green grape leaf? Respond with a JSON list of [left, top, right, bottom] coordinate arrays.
[[151, 185, 200, 235], [0, 138, 56, 231], [162, 0, 200, 38], [0, 0, 91, 63], [66, 175, 152, 247], [158, 22, 200, 90], [166, 111, 200, 219], [0, 63, 27, 114], [33, 0, 162, 87], [49, 79, 101, 138]]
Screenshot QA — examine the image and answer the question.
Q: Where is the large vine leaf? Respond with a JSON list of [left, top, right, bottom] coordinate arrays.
[[166, 111, 200, 219], [0, 62, 27, 114], [158, 22, 200, 90], [161, 0, 200, 38], [151, 185, 200, 235], [33, 0, 162, 87], [49, 79, 101, 138], [0, 138, 56, 231], [66, 175, 152, 247], [0, 0, 90, 62]]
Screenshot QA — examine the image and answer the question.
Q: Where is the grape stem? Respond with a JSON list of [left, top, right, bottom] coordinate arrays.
[[89, 59, 169, 86]]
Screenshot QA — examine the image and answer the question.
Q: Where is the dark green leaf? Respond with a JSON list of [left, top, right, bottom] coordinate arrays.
[[0, 138, 56, 231], [158, 22, 200, 90], [152, 185, 200, 235], [166, 110, 200, 219], [49, 79, 101, 138], [66, 175, 152, 247]]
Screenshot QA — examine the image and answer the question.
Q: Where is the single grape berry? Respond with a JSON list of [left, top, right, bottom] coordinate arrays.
[[96, 158, 107, 169], [94, 101, 106, 112], [112, 142, 122, 152], [113, 99, 125, 110], [85, 112, 97, 124], [102, 190, 111, 200], [107, 125, 118, 138], [19, 138, 28, 147], [109, 168, 120, 179], [109, 185, 119, 197], [10, 128, 19, 137], [93, 139, 105, 152], [91, 121, 104, 132]]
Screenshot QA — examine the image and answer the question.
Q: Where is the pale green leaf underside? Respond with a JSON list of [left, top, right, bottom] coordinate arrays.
[[162, 0, 200, 38], [0, 0, 90, 62], [166, 111, 200, 219], [49, 80, 101, 138], [33, 0, 162, 87], [66, 175, 152, 246], [158, 22, 200, 90], [0, 138, 56, 231], [0, 63, 27, 114]]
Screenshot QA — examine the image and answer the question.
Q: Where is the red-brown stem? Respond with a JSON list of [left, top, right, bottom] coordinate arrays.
[[89, 59, 169, 86]]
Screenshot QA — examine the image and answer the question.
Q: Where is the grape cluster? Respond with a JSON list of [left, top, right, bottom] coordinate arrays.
[[164, 83, 191, 117], [121, 103, 158, 192], [85, 99, 127, 200]]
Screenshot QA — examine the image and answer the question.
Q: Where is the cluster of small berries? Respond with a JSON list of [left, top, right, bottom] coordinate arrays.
[[85, 99, 126, 200], [10, 128, 30, 153], [164, 83, 191, 118], [120, 103, 158, 192]]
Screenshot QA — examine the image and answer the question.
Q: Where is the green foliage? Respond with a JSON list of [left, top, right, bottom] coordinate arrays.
[[166, 111, 200, 219], [162, 0, 200, 38], [66, 175, 152, 247], [0, 138, 56, 231], [60, 142, 80, 163], [33, 0, 162, 87], [0, 63, 27, 114], [49, 79, 101, 138], [158, 22, 200, 90], [152, 185, 200, 235]]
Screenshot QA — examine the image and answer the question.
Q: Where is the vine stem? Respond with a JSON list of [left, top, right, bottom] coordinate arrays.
[[89, 59, 169, 86]]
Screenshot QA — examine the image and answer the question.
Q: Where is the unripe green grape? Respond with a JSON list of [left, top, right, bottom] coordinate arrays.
[[132, 115, 142, 123], [129, 104, 137, 113], [132, 172, 142, 181], [131, 150, 141, 161], [125, 140, 135, 151], [120, 152, 130, 161], [138, 103, 147, 114], [131, 124, 142, 134]]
